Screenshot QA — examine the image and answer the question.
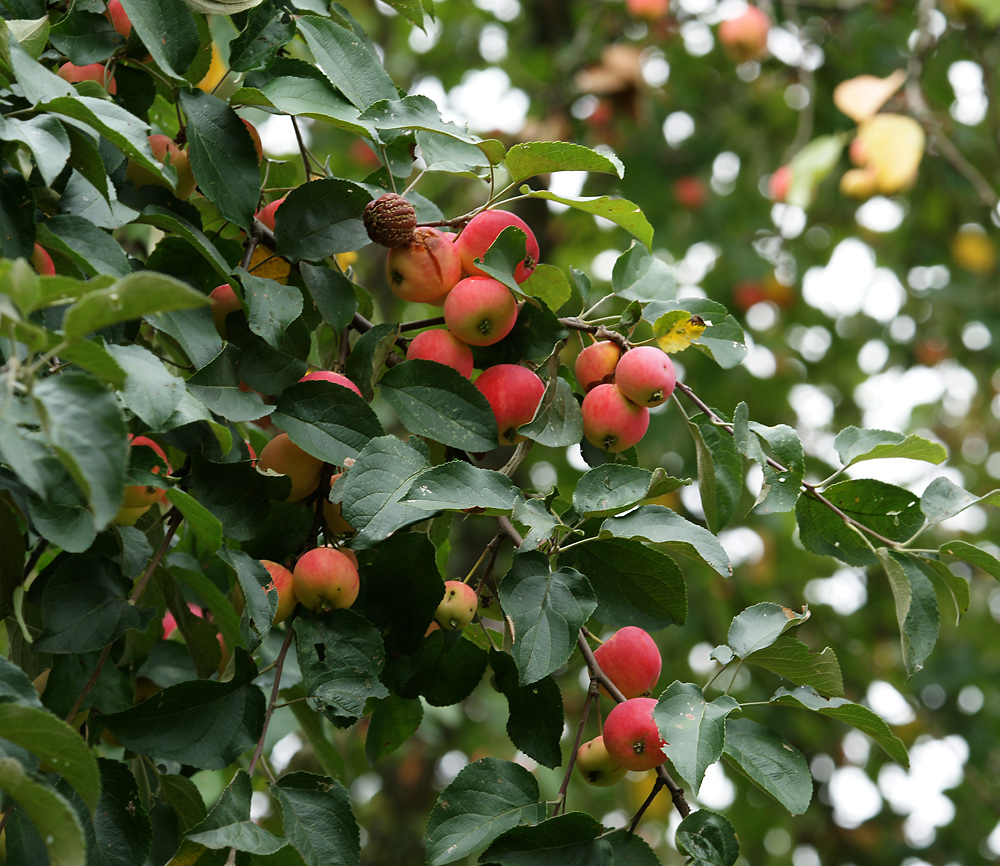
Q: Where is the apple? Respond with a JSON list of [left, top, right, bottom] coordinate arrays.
[[243, 118, 263, 162], [58, 62, 117, 94], [592, 627, 662, 699], [768, 165, 792, 202], [106, 0, 132, 38], [581, 384, 650, 453], [673, 176, 708, 209], [113, 504, 152, 526], [249, 198, 292, 283], [123, 435, 171, 507], [261, 560, 297, 624], [718, 6, 771, 62], [256, 197, 285, 232], [443, 277, 518, 347], [299, 369, 364, 398], [126, 134, 196, 199], [840, 167, 878, 200], [435, 580, 478, 630], [387, 227, 463, 304], [575, 340, 620, 393], [576, 736, 628, 786], [208, 283, 242, 339], [31, 244, 55, 276], [406, 329, 475, 378], [162, 603, 204, 639], [363, 192, 418, 247], [455, 210, 539, 284], [614, 347, 676, 407], [322, 473, 355, 536], [602, 697, 667, 772], [474, 364, 545, 446], [256, 432, 324, 501], [293, 547, 360, 611]]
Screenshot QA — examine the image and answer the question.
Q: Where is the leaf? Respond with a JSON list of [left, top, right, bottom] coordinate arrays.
[[519, 264, 572, 312], [271, 772, 360, 866], [170, 769, 259, 862], [273, 178, 372, 262], [919, 476, 1000, 527], [359, 95, 481, 144], [229, 2, 296, 73], [572, 465, 688, 519], [786, 134, 845, 209], [722, 718, 812, 815], [379, 361, 499, 452], [480, 812, 611, 865], [164, 489, 223, 553], [472, 225, 532, 293], [674, 809, 739, 866], [834, 426, 947, 467], [498, 551, 597, 685], [424, 757, 546, 866], [396, 630, 488, 707], [519, 377, 584, 448], [301, 262, 358, 332], [770, 685, 909, 767], [833, 69, 907, 122], [504, 141, 623, 184], [560, 539, 687, 632], [117, 0, 199, 78], [36, 215, 130, 278], [682, 410, 742, 532], [727, 602, 810, 658], [917, 557, 970, 625], [157, 773, 207, 834], [876, 549, 939, 678], [92, 758, 153, 865], [654, 682, 740, 793], [599, 505, 732, 577], [939, 539, 1000, 582], [105, 344, 185, 430], [0, 656, 43, 709], [655, 313, 708, 353], [365, 695, 424, 766], [0, 498, 27, 619], [744, 635, 844, 697], [489, 649, 564, 769], [520, 188, 652, 248], [137, 206, 231, 280], [381, 0, 428, 29], [0, 114, 71, 186], [612, 241, 675, 303], [603, 830, 661, 866], [401, 462, 521, 514], [644, 298, 747, 369], [512, 498, 567, 553], [231, 77, 370, 137], [344, 322, 398, 401]]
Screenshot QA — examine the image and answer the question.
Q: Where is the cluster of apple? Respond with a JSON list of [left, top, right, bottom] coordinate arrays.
[[255, 547, 359, 624], [575, 627, 669, 785]]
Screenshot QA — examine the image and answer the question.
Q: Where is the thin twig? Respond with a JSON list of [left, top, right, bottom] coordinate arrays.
[[553, 681, 598, 817], [248, 621, 297, 777]]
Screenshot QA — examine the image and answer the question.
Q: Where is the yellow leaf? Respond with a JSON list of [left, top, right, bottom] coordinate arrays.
[[656, 315, 707, 353], [248, 245, 291, 284], [197, 42, 226, 93], [833, 70, 907, 123]]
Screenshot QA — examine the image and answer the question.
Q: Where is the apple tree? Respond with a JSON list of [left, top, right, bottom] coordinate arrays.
[[1, 1, 999, 864]]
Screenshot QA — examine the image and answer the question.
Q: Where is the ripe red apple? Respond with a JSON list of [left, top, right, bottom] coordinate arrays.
[[322, 473, 355, 536], [406, 329, 475, 378], [435, 580, 478, 630], [592, 627, 662, 699], [106, 0, 132, 37], [575, 340, 620, 393], [718, 6, 771, 62], [768, 165, 792, 202], [58, 62, 117, 94], [256, 432, 324, 501], [581, 384, 650, 453], [474, 364, 545, 446], [126, 134, 195, 199], [386, 227, 462, 304], [31, 244, 55, 276], [455, 210, 539, 284], [673, 176, 708, 210], [298, 370, 363, 398], [260, 560, 297, 624], [614, 347, 676, 407], [256, 197, 285, 232], [123, 435, 170, 508], [292, 547, 359, 611], [602, 697, 668, 772], [208, 283, 242, 339], [162, 603, 204, 639], [242, 118, 263, 162], [576, 736, 628, 786], [443, 277, 518, 347]]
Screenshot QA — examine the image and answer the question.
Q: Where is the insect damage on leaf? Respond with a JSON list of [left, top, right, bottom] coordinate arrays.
[[655, 314, 708, 354]]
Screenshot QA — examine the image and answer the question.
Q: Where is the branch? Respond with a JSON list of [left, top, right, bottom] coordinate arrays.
[[248, 620, 297, 777]]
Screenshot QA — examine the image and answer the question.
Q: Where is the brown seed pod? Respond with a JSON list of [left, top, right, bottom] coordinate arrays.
[[363, 193, 418, 247]]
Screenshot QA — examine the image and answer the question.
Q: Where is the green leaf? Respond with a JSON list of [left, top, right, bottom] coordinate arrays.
[[771, 685, 909, 766], [8, 36, 75, 103], [301, 262, 358, 332], [0, 704, 100, 811], [0, 758, 87, 866], [188, 459, 286, 545], [146, 307, 224, 370], [184, 346, 275, 424], [0, 498, 27, 619], [164, 489, 223, 552], [683, 410, 742, 532], [137, 206, 231, 280], [424, 757, 546, 866], [396, 630, 488, 707], [834, 426, 948, 467], [273, 178, 372, 262], [381, 0, 429, 29], [876, 549, 939, 678], [36, 215, 130, 278], [271, 772, 359, 866], [220, 547, 277, 651], [560, 539, 687, 631], [157, 773, 207, 834], [519, 263, 572, 312], [345, 322, 398, 401], [919, 476, 1000, 527], [654, 682, 740, 793], [472, 300, 568, 365], [745, 635, 844, 697], [480, 812, 610, 865], [365, 695, 424, 766], [498, 551, 597, 685], [572, 465, 688, 519], [229, 2, 296, 73], [231, 77, 370, 137], [170, 769, 257, 862], [0, 114, 71, 186], [612, 242, 676, 303], [360, 95, 480, 144], [917, 557, 970, 625], [379, 361, 499, 452], [732, 403, 803, 515], [722, 718, 812, 815], [603, 830, 661, 865], [519, 377, 583, 448], [599, 505, 732, 577], [504, 141, 624, 184], [295, 611, 389, 726], [521, 188, 652, 248], [117, 0, 199, 78], [473, 225, 532, 293], [674, 809, 739, 866], [237, 269, 304, 348], [105, 344, 185, 430], [512, 498, 566, 553], [939, 539, 1000, 582], [92, 758, 153, 865], [489, 649, 564, 769], [644, 298, 747, 369], [795, 479, 924, 567], [6, 15, 50, 58], [728, 602, 810, 659], [62, 272, 208, 339], [401, 462, 521, 514], [187, 821, 286, 854]]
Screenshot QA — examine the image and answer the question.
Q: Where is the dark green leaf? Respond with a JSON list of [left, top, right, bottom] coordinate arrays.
[[396, 630, 487, 707], [917, 557, 970, 624], [675, 809, 739, 866], [345, 322, 398, 402], [105, 344, 185, 430], [939, 539, 1000, 582], [834, 426, 948, 467], [137, 206, 231, 280], [876, 549, 939, 678], [604, 830, 661, 866], [229, 2, 296, 73], [117, 0, 199, 77], [236, 269, 304, 348], [401, 462, 521, 514], [92, 758, 153, 866], [365, 695, 424, 766], [471, 301, 568, 366], [189, 458, 288, 544], [572, 465, 688, 519], [612, 242, 676, 303], [0, 655, 43, 709], [519, 377, 583, 448], [169, 769, 256, 862], [164, 489, 223, 553], [157, 774, 208, 834], [36, 215, 130, 278], [745, 635, 844, 697], [683, 410, 742, 531], [0, 114, 71, 186], [722, 718, 812, 815], [480, 812, 610, 865], [490, 649, 564, 769], [219, 547, 277, 651], [727, 602, 810, 658], [472, 225, 531, 293], [273, 178, 371, 262], [184, 346, 274, 424], [505, 141, 623, 184], [146, 307, 224, 370], [272, 772, 359, 866], [301, 262, 358, 332], [0, 497, 27, 619]]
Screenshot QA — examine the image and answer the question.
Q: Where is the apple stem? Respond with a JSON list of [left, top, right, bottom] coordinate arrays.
[[553, 679, 599, 817], [248, 619, 297, 778]]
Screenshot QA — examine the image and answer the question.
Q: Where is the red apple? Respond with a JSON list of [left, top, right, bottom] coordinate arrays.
[[718, 6, 771, 62], [162, 603, 204, 639], [474, 364, 546, 446], [106, 0, 132, 38], [387, 227, 463, 304], [208, 283, 242, 339], [768, 165, 792, 202], [581, 384, 650, 453], [673, 176, 708, 210], [123, 435, 170, 508], [256, 433, 323, 501], [58, 62, 117, 94], [443, 277, 518, 347], [406, 329, 475, 378], [256, 197, 285, 232], [576, 736, 628, 786], [455, 210, 539, 284], [126, 134, 195, 199], [614, 347, 676, 408], [31, 243, 55, 276], [602, 697, 668, 772], [593, 627, 662, 699], [575, 340, 620, 393], [298, 370, 363, 398], [260, 560, 297, 624], [435, 580, 478, 630], [293, 547, 359, 612]]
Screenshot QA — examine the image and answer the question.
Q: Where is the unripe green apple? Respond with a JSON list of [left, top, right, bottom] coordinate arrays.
[[126, 134, 195, 199], [293, 547, 360, 612], [435, 580, 478, 630], [387, 227, 462, 304], [58, 62, 117, 94], [298, 369, 364, 398], [261, 559, 297, 624], [603, 697, 667, 772], [443, 277, 517, 347], [581, 383, 650, 453], [123, 435, 170, 507], [455, 210, 539, 283], [614, 346, 676, 407], [406, 329, 475, 378], [31, 243, 55, 276], [208, 283, 242, 339], [256, 433, 324, 501], [593, 627, 662, 699], [575, 340, 620, 393], [718, 6, 771, 61], [113, 504, 152, 526], [576, 736, 628, 786], [474, 364, 545, 446]]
